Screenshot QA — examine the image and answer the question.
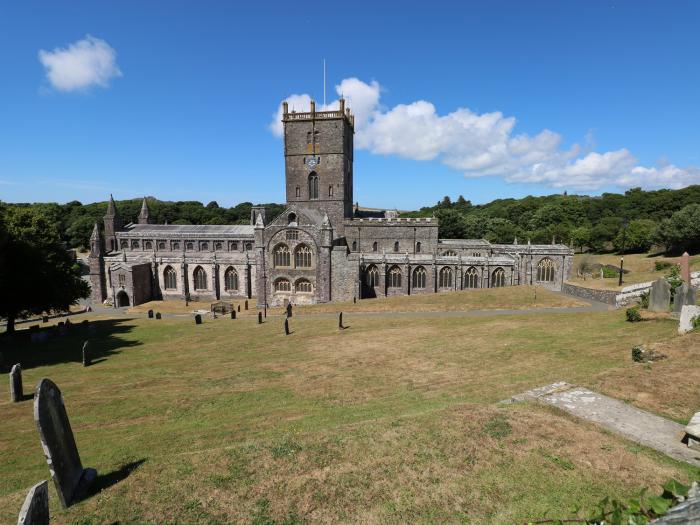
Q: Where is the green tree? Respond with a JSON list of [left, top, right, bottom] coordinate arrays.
[[655, 204, 700, 253], [435, 208, 465, 238], [484, 218, 520, 244], [614, 219, 658, 253], [0, 205, 89, 333], [570, 226, 591, 253]]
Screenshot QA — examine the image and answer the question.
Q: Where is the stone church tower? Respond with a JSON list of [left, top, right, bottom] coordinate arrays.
[[103, 194, 122, 252], [88, 223, 106, 302]]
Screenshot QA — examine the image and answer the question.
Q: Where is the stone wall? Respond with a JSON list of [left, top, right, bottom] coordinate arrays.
[[561, 283, 618, 305]]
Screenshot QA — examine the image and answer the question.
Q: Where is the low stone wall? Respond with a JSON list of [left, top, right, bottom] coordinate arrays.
[[561, 283, 618, 305]]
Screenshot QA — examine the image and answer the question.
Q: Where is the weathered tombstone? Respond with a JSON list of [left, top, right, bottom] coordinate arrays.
[[258, 312, 262, 324], [10, 364, 23, 402], [82, 341, 91, 367], [673, 283, 698, 314], [245, 300, 249, 310], [17, 480, 49, 525], [42, 316, 48, 323], [155, 312, 161, 320], [286, 303, 293, 318], [649, 278, 672, 312], [194, 314, 202, 325], [231, 310, 236, 320], [339, 312, 344, 330], [147, 309, 154, 319], [681, 251, 691, 284], [284, 318, 290, 335], [678, 305, 700, 335], [34, 378, 97, 508]]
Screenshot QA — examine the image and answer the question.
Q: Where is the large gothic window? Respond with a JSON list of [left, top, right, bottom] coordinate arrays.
[[366, 265, 379, 287], [492, 267, 506, 288], [193, 266, 207, 291], [224, 267, 238, 291], [412, 266, 426, 289], [536, 257, 555, 282], [439, 267, 453, 288], [464, 266, 479, 289], [295, 279, 312, 293], [308, 172, 319, 200], [164, 266, 177, 290], [273, 244, 291, 267], [274, 278, 291, 292], [388, 266, 402, 288], [295, 244, 313, 268]]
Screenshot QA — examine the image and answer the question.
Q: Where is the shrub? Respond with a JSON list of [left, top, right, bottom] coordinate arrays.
[[639, 290, 650, 309], [693, 316, 700, 331], [655, 261, 672, 271], [626, 307, 642, 322], [602, 266, 619, 278], [631, 345, 645, 362]]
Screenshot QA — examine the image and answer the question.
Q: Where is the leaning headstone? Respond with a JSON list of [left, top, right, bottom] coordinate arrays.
[[286, 303, 293, 318], [17, 480, 49, 525], [245, 300, 249, 310], [81, 341, 91, 367], [147, 309, 154, 319], [10, 364, 23, 402], [678, 305, 700, 335], [34, 378, 96, 508], [673, 283, 698, 314], [681, 251, 691, 284], [284, 318, 290, 335], [194, 314, 202, 325], [155, 312, 161, 320], [649, 278, 672, 312], [258, 312, 262, 324], [231, 310, 236, 320], [339, 312, 344, 330]]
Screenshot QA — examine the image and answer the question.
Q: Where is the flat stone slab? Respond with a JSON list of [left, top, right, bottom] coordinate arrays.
[[505, 382, 700, 467]]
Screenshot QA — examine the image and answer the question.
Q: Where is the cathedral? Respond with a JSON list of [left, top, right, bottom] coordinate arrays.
[[88, 99, 573, 308]]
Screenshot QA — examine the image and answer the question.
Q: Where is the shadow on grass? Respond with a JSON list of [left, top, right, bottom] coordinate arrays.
[[86, 458, 147, 499], [0, 318, 141, 371]]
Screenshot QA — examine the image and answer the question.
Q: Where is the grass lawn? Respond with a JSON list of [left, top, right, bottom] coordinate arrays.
[[569, 252, 700, 291], [1, 291, 699, 523]]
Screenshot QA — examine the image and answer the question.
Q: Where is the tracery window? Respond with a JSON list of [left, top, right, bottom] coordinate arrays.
[[296, 279, 312, 293], [308, 172, 319, 200], [366, 265, 379, 287], [295, 186, 300, 197], [412, 266, 427, 289], [274, 244, 291, 267], [274, 278, 291, 292], [492, 267, 506, 288], [193, 266, 207, 290], [295, 244, 313, 268], [245, 242, 252, 251], [473, 252, 481, 257], [388, 265, 402, 288], [131, 240, 140, 249], [224, 267, 238, 291], [464, 267, 479, 289], [164, 266, 177, 290], [439, 267, 453, 288], [537, 257, 555, 282]]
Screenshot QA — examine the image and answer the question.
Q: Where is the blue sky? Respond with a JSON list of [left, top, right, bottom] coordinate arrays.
[[1, 1, 698, 209]]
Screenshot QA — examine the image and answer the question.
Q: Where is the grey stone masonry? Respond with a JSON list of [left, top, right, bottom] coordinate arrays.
[[10, 363, 22, 403], [34, 378, 96, 508], [17, 480, 49, 525], [649, 278, 672, 312], [673, 283, 697, 314]]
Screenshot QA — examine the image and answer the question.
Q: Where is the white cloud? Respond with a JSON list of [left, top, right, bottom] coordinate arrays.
[[39, 35, 122, 92], [270, 78, 700, 191]]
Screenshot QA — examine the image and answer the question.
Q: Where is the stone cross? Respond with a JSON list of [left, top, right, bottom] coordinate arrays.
[[284, 318, 290, 335], [286, 303, 293, 318], [339, 312, 344, 330], [155, 312, 161, 320], [17, 480, 49, 525], [82, 341, 91, 367], [231, 310, 236, 320], [34, 378, 96, 508], [649, 278, 672, 312], [147, 309, 154, 319], [10, 363, 23, 403], [681, 251, 691, 284], [245, 300, 249, 310], [258, 312, 262, 324], [194, 314, 202, 325]]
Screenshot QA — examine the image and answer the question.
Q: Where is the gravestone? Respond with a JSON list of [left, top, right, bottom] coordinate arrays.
[[649, 278, 672, 312], [284, 318, 290, 335], [10, 364, 23, 402], [155, 312, 161, 320], [34, 378, 96, 508], [681, 251, 691, 284], [82, 341, 91, 367], [147, 309, 154, 319], [245, 300, 249, 310], [258, 312, 262, 324], [194, 314, 202, 325], [673, 283, 698, 314], [231, 310, 236, 320], [286, 303, 293, 318], [678, 305, 700, 335], [17, 480, 49, 525], [339, 312, 344, 330]]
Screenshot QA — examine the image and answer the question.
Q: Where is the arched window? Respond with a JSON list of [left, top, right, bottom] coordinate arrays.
[[366, 265, 379, 287], [164, 266, 177, 290], [329, 185, 333, 197], [274, 244, 291, 267], [296, 279, 312, 293], [439, 267, 453, 288], [200, 242, 209, 251], [537, 257, 555, 282], [215, 242, 223, 251], [224, 267, 238, 291], [443, 250, 457, 256], [172, 241, 180, 250], [473, 252, 481, 257], [464, 267, 479, 289], [308, 172, 319, 199], [193, 266, 207, 290], [145, 241, 153, 250], [372, 242, 378, 252], [412, 266, 426, 288], [388, 266, 402, 288], [416, 241, 421, 253], [131, 240, 140, 249], [295, 244, 313, 268], [492, 267, 506, 288], [394, 241, 400, 253], [288, 213, 297, 225], [351, 241, 357, 251], [186, 242, 194, 251], [295, 186, 300, 197], [274, 278, 291, 292], [120, 240, 128, 249], [157, 241, 166, 250]]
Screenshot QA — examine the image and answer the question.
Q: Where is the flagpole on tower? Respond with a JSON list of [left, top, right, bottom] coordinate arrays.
[[323, 58, 326, 107]]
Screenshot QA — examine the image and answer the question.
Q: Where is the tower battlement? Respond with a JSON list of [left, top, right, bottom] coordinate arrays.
[[282, 99, 354, 128]]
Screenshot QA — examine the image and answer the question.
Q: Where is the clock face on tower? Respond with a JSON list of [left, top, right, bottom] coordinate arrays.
[[305, 156, 319, 170]]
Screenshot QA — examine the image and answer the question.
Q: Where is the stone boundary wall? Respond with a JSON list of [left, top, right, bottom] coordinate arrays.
[[561, 283, 618, 305]]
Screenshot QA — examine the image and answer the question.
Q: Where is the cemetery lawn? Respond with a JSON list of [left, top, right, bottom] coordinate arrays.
[[2, 301, 699, 523]]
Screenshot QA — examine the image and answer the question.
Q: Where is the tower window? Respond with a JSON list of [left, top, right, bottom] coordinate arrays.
[[416, 242, 421, 253], [329, 185, 333, 197], [351, 241, 357, 251], [372, 242, 378, 252], [295, 186, 300, 197], [394, 241, 400, 253], [308, 172, 319, 200]]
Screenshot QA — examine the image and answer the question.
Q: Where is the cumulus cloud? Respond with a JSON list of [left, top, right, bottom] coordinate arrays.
[[39, 35, 122, 92], [270, 78, 700, 191]]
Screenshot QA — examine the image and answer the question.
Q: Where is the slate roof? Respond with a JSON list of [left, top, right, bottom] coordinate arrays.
[[121, 224, 254, 236]]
